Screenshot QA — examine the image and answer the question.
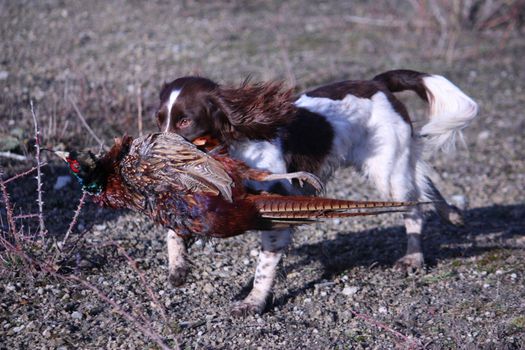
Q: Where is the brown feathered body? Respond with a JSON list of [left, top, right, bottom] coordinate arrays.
[[63, 133, 413, 238]]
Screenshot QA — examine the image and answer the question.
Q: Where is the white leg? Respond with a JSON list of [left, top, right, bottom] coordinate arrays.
[[423, 174, 464, 226], [231, 228, 292, 316], [166, 229, 189, 286], [389, 150, 425, 272], [396, 206, 425, 272]]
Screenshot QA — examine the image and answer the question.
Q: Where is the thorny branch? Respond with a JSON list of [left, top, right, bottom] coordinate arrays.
[[350, 308, 423, 349], [30, 100, 47, 238], [61, 191, 88, 247], [0, 169, 18, 245], [0, 234, 178, 350], [4, 162, 48, 185]]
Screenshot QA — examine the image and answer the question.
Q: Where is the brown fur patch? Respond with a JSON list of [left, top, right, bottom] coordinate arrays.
[[211, 81, 296, 141], [305, 79, 413, 126]]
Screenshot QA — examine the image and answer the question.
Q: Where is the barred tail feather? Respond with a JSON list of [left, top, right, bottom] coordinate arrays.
[[250, 194, 416, 223], [420, 75, 478, 152]]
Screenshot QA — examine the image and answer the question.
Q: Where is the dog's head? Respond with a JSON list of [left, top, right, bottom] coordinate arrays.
[[157, 76, 224, 141], [157, 76, 296, 144]]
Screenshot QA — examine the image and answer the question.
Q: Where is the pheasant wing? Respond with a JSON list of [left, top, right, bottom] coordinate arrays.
[[121, 133, 234, 201]]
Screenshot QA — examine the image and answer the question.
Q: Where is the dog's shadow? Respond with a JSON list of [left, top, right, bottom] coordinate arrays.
[[234, 203, 525, 310]]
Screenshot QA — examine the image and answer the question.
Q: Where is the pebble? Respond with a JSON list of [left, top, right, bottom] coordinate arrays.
[[43, 328, 52, 338], [477, 130, 490, 141], [71, 311, 82, 320], [342, 286, 359, 296], [13, 325, 25, 333]]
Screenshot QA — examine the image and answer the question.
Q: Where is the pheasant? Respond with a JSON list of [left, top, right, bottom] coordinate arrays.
[[56, 132, 415, 239]]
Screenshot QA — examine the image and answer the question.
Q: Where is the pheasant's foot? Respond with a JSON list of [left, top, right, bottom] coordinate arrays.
[[264, 171, 323, 192]]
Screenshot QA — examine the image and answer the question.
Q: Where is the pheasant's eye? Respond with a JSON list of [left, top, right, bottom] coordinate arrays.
[[68, 159, 81, 173], [177, 117, 191, 128]]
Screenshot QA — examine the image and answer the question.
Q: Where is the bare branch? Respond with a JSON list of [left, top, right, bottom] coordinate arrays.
[[118, 246, 168, 323], [68, 95, 108, 151], [350, 308, 422, 349], [0, 168, 18, 245], [3, 162, 48, 184], [136, 84, 143, 137], [343, 15, 407, 27], [274, 5, 296, 87], [62, 191, 88, 246], [0, 152, 27, 161], [0, 236, 177, 350], [30, 100, 47, 238]]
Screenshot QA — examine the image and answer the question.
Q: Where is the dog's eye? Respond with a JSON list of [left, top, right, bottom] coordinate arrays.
[[177, 117, 191, 128]]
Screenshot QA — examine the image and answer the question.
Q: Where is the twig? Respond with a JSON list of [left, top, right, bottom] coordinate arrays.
[[4, 162, 48, 184], [0, 152, 27, 161], [0, 236, 177, 350], [350, 308, 423, 349], [274, 5, 296, 87], [30, 100, 47, 238], [68, 95, 108, 151], [429, 1, 449, 52], [136, 84, 143, 137], [62, 191, 87, 246], [118, 246, 168, 323], [13, 213, 40, 220], [343, 15, 406, 27], [0, 168, 19, 245]]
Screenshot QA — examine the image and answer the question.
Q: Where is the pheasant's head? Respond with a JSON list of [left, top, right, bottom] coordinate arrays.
[[56, 150, 105, 194]]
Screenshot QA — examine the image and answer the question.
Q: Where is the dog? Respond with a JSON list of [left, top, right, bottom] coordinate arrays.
[[155, 69, 478, 315]]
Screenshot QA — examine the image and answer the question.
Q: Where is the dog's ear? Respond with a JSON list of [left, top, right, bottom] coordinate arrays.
[[205, 93, 235, 142], [210, 81, 296, 141]]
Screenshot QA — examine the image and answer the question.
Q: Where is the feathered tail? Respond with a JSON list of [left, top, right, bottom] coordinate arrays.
[[248, 194, 417, 228], [373, 69, 478, 152]]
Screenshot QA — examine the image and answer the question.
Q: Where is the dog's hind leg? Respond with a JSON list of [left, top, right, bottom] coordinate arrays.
[[423, 175, 464, 226]]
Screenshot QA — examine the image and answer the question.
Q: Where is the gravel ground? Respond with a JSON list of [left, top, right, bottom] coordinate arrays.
[[1, 1, 524, 349]]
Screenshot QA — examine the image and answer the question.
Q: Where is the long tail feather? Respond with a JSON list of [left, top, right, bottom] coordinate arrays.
[[248, 194, 417, 228], [250, 194, 416, 214]]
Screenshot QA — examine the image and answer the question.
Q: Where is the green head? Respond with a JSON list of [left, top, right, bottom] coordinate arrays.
[[56, 150, 106, 194]]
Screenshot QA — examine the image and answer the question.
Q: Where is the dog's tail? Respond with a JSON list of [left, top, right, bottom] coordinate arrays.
[[373, 69, 478, 152]]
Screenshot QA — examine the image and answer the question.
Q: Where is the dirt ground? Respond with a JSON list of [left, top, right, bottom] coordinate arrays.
[[1, 1, 524, 349]]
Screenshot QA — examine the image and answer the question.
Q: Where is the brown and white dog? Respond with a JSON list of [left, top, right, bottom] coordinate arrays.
[[155, 70, 478, 315]]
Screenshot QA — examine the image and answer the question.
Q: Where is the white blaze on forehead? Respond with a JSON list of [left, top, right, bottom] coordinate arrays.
[[164, 89, 181, 132]]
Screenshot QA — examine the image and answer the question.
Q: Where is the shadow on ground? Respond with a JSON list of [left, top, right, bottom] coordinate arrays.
[[234, 203, 525, 310]]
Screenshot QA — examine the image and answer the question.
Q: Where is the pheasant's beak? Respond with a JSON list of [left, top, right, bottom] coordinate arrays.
[[54, 151, 70, 163]]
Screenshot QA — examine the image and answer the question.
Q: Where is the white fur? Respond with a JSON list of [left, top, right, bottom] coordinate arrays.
[[166, 229, 187, 283], [421, 75, 479, 152], [163, 74, 477, 314], [229, 139, 294, 193], [165, 89, 181, 132], [231, 77, 477, 312]]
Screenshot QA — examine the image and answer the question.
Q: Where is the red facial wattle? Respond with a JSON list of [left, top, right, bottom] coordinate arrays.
[[67, 158, 81, 173]]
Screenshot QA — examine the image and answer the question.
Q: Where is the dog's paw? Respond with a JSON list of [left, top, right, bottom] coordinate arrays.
[[395, 252, 425, 274], [230, 300, 265, 317], [437, 204, 465, 227], [445, 205, 465, 227], [168, 265, 189, 287]]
